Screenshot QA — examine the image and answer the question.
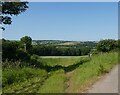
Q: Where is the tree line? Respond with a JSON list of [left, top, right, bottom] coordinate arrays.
[[2, 36, 119, 62], [31, 45, 91, 56], [2, 36, 91, 61]]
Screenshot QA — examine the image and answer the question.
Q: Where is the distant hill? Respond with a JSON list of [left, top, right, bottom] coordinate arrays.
[[32, 40, 65, 45], [32, 40, 97, 48], [58, 41, 80, 46]]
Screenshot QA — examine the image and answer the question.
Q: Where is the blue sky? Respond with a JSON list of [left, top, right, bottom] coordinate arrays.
[[3, 2, 118, 41]]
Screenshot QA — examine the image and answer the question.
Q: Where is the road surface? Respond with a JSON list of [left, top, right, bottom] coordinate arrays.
[[87, 65, 119, 93]]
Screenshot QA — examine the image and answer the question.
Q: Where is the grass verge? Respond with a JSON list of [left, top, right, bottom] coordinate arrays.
[[66, 52, 118, 93]]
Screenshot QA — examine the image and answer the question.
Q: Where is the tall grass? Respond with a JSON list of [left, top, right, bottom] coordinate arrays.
[[38, 69, 66, 93], [67, 52, 118, 93], [3, 67, 47, 88]]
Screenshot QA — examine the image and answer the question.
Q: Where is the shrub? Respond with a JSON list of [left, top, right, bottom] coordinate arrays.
[[97, 39, 117, 52], [31, 54, 39, 60], [16, 50, 30, 61]]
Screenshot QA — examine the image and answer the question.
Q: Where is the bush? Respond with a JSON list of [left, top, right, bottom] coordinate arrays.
[[2, 40, 19, 61], [97, 39, 117, 52], [16, 50, 30, 61], [90, 49, 98, 55], [31, 54, 39, 60]]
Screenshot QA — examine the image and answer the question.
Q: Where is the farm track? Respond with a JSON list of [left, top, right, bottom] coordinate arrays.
[[65, 70, 74, 93]]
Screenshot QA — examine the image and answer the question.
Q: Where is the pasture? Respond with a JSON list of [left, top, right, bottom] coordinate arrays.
[[40, 56, 87, 66]]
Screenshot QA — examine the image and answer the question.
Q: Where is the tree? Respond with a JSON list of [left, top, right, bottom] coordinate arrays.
[[1, 1, 28, 30], [97, 39, 117, 52], [20, 36, 32, 52], [2, 38, 30, 61]]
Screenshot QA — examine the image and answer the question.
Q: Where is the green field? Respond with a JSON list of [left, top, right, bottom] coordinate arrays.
[[2, 52, 118, 93], [40, 56, 87, 67]]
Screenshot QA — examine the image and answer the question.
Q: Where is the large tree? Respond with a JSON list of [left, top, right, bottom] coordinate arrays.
[[1, 1, 28, 30], [97, 39, 117, 52], [20, 36, 32, 52]]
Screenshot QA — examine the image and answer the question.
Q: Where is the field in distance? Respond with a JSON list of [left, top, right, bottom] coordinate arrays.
[[40, 56, 87, 67]]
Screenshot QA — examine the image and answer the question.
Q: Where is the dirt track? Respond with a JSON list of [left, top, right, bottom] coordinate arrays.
[[87, 65, 119, 93]]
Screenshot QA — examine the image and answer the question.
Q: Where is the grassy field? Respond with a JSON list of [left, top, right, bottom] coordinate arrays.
[[2, 52, 118, 93], [40, 56, 87, 67]]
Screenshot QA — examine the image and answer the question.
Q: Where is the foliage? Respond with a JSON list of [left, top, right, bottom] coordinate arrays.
[[3, 77, 46, 93], [97, 64, 108, 75], [2, 67, 47, 87], [20, 36, 32, 52], [16, 49, 31, 61], [32, 40, 96, 48], [97, 39, 118, 52], [3, 37, 118, 69], [90, 49, 98, 54], [2, 60, 28, 68], [68, 52, 118, 92], [2, 39, 30, 62], [2, 39, 19, 61], [32, 40, 65, 45], [2, 52, 118, 93], [2, 2, 28, 25], [32, 45, 90, 56], [31, 54, 39, 61]]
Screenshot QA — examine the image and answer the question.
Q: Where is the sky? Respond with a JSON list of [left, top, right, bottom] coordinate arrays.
[[2, 2, 118, 41]]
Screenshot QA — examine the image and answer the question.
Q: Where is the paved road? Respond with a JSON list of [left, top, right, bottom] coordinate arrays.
[[87, 65, 119, 93]]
